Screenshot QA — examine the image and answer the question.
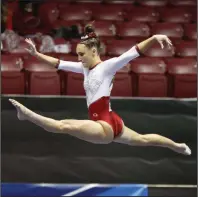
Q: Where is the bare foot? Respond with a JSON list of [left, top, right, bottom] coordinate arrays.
[[174, 143, 191, 155], [9, 99, 28, 120]]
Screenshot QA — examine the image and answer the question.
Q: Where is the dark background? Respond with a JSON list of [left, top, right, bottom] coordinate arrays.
[[1, 96, 197, 184]]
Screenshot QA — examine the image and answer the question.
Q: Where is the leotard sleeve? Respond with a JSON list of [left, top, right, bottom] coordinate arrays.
[[55, 60, 83, 74], [103, 45, 140, 75]]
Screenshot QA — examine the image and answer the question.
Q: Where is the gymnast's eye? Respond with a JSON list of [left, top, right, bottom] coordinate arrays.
[[78, 52, 84, 56]]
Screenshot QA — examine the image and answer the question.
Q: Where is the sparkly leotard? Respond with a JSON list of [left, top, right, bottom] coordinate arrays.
[[56, 46, 140, 137]]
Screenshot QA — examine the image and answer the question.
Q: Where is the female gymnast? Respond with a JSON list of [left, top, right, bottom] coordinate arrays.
[[9, 24, 191, 155]]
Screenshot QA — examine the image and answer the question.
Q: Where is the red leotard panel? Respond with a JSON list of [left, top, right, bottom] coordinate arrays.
[[88, 97, 123, 138]]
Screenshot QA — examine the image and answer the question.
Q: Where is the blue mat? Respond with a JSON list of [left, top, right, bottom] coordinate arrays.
[[1, 183, 148, 196]]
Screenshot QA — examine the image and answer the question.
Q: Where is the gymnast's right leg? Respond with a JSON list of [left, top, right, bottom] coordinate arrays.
[[9, 99, 114, 144], [114, 125, 191, 155]]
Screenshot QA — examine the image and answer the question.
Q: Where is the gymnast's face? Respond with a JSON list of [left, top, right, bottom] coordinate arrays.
[[76, 43, 97, 68]]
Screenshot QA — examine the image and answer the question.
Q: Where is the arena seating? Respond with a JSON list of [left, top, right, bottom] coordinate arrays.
[[111, 66, 133, 97], [165, 58, 197, 98], [126, 7, 160, 22], [159, 8, 192, 23], [1, 55, 25, 94], [175, 40, 197, 57], [106, 39, 139, 56], [136, 0, 168, 7], [1, 0, 197, 98], [150, 23, 184, 39], [23, 56, 61, 95], [117, 22, 151, 39], [183, 24, 197, 40], [89, 21, 116, 40], [66, 72, 85, 95], [93, 7, 126, 22], [130, 57, 168, 97], [59, 5, 92, 22]]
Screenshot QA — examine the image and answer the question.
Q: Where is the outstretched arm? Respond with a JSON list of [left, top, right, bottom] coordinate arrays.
[[103, 35, 172, 75], [25, 38, 83, 74], [25, 38, 59, 67], [136, 34, 172, 54]]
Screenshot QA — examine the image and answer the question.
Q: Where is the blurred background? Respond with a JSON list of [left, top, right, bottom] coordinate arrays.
[[1, 0, 197, 196]]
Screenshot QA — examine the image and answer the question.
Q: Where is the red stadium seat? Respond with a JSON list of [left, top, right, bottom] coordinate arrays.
[[1, 55, 25, 94], [169, 0, 196, 7], [130, 57, 168, 97], [127, 7, 160, 22], [166, 58, 197, 98], [38, 3, 59, 27], [70, 40, 80, 55], [160, 8, 192, 23], [175, 41, 197, 57], [73, 2, 105, 11], [117, 22, 150, 39], [189, 7, 197, 23], [183, 24, 197, 40], [92, 7, 125, 21], [13, 8, 41, 35], [103, 0, 135, 12], [59, 5, 92, 22], [23, 57, 61, 95], [144, 43, 175, 57], [111, 66, 133, 97], [91, 21, 117, 39], [150, 23, 184, 39], [52, 20, 82, 30], [52, 54, 79, 95], [107, 39, 139, 56], [57, 54, 83, 96], [137, 0, 168, 7], [1, 55, 23, 71], [66, 73, 85, 96], [56, 2, 70, 9]]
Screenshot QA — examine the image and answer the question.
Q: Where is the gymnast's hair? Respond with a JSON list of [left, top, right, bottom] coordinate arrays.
[[80, 23, 101, 54]]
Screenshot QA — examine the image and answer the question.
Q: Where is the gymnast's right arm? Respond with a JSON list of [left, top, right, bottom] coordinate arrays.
[[24, 38, 83, 74]]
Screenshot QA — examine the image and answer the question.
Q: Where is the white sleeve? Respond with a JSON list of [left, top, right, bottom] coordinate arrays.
[[56, 60, 83, 74], [103, 46, 140, 75]]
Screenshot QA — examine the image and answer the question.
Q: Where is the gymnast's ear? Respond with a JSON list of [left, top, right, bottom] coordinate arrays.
[[92, 47, 97, 54]]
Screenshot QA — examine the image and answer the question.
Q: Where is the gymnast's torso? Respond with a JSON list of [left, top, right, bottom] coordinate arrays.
[[57, 45, 140, 109]]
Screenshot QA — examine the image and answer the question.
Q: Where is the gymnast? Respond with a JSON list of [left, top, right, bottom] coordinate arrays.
[[9, 24, 191, 155]]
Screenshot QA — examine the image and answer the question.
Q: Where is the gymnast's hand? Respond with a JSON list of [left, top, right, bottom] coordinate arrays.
[[153, 35, 173, 49], [25, 38, 38, 56]]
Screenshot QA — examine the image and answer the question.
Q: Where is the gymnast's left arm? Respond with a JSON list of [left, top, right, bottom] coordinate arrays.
[[103, 35, 172, 75]]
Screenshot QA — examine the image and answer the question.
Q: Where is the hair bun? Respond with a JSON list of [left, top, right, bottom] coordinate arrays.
[[84, 24, 95, 34]]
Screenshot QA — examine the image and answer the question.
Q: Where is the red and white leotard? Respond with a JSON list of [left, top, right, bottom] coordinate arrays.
[[57, 46, 140, 138]]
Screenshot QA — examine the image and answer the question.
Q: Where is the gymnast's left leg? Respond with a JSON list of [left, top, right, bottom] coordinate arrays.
[[114, 125, 191, 155], [9, 99, 114, 144]]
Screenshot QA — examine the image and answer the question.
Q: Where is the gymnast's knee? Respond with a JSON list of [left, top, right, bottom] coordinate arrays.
[[59, 120, 77, 133], [134, 134, 151, 146]]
